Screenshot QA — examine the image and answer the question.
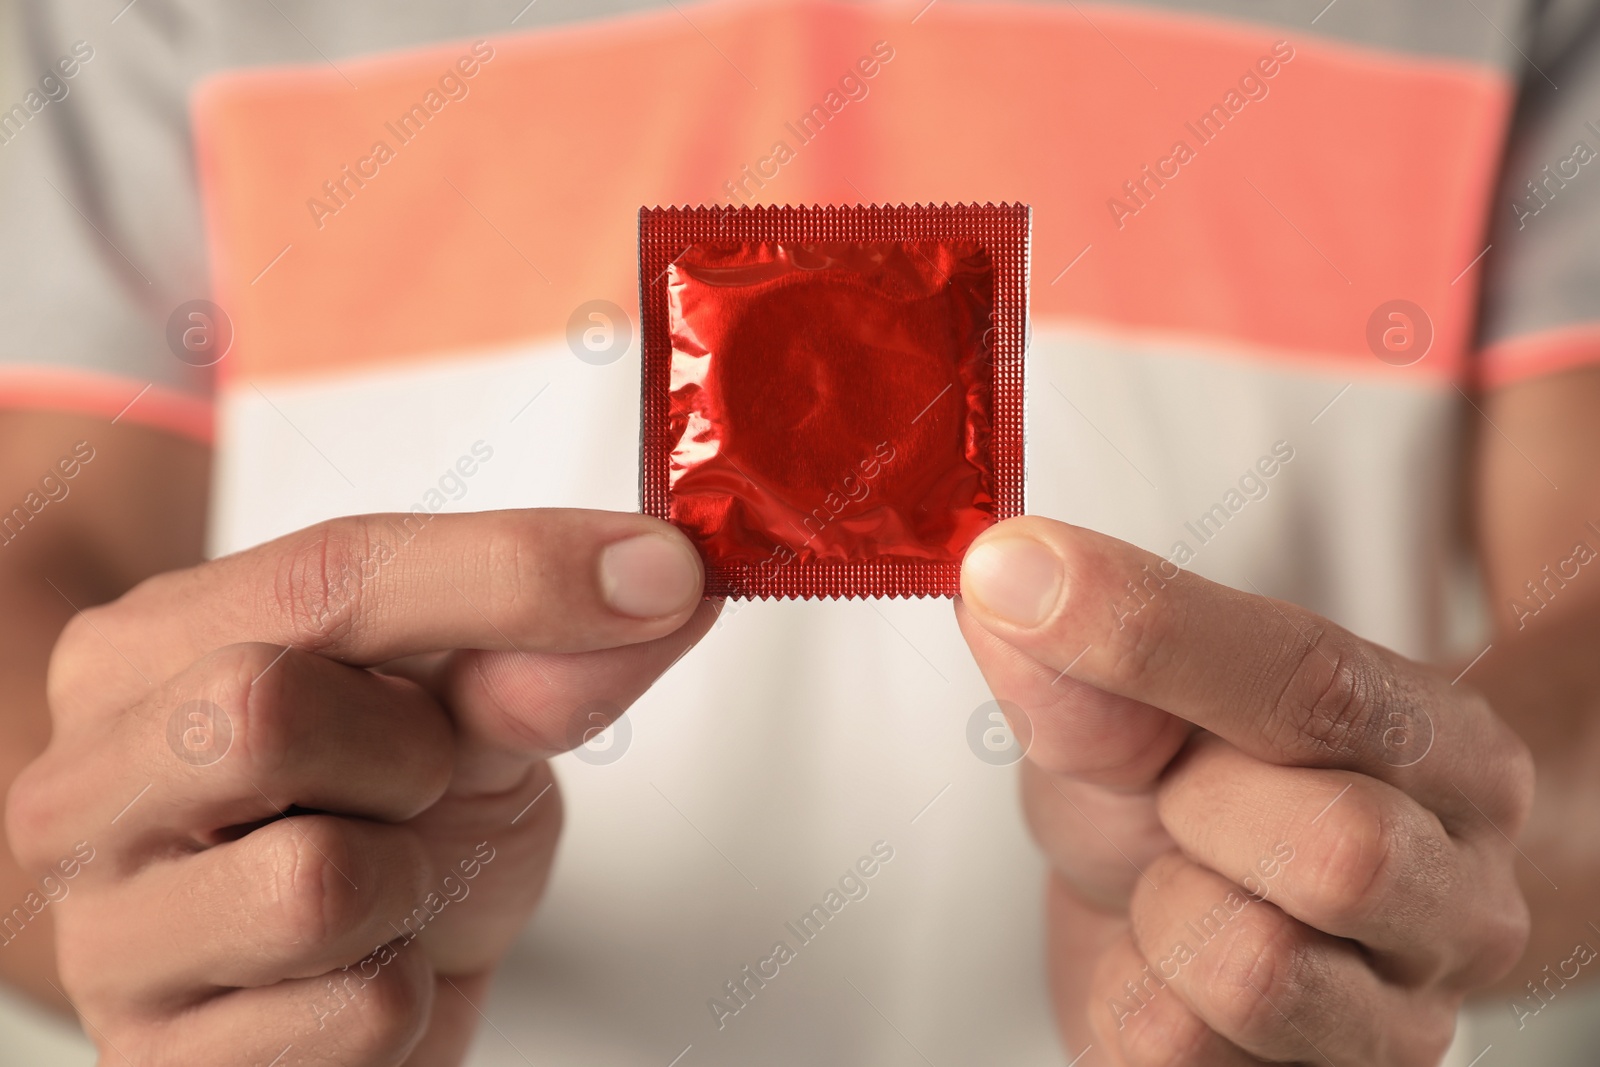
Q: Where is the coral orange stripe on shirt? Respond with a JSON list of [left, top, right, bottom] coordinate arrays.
[[193, 0, 1509, 384], [0, 367, 213, 443]]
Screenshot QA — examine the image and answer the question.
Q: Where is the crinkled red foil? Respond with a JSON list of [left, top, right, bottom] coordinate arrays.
[[639, 203, 1029, 599]]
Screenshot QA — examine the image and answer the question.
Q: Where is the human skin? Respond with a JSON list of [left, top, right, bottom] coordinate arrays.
[[1, 367, 1597, 1064], [953, 367, 1600, 1064], [958, 517, 1532, 1064], [3, 461, 711, 1063]]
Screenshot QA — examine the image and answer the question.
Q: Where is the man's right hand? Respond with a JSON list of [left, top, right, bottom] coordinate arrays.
[[6, 509, 711, 1066]]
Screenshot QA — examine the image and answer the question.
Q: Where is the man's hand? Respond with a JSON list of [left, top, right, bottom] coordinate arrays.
[[6, 508, 710, 1066], [957, 516, 1534, 1066]]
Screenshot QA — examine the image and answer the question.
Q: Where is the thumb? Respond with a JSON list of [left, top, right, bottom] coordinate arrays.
[[956, 516, 1188, 789]]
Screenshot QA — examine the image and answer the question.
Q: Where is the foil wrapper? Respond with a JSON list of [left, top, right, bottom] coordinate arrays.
[[639, 203, 1029, 598]]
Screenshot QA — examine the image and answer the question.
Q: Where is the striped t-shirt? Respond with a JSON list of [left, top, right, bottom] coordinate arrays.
[[3, 1, 1600, 1063]]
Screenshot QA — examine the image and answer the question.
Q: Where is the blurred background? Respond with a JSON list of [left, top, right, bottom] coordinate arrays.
[[0, 0, 98, 1058]]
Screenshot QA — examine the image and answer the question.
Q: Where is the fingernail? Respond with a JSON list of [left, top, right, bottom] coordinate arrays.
[[599, 533, 703, 618], [962, 536, 1064, 628]]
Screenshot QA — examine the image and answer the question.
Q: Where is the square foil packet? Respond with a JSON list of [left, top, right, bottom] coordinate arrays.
[[639, 202, 1029, 598]]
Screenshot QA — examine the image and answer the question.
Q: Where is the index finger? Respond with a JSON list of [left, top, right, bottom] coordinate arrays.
[[58, 509, 705, 704], [958, 516, 1527, 825]]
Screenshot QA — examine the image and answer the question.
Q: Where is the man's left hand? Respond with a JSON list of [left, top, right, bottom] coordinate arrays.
[[957, 516, 1534, 1065]]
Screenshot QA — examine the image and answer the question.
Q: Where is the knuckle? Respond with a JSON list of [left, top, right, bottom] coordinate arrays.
[[258, 818, 366, 952], [344, 946, 434, 1058], [1205, 908, 1310, 1054], [54, 909, 129, 1009], [1408, 1007, 1461, 1065], [1024, 771, 1154, 908], [271, 520, 373, 652], [45, 606, 114, 713], [1466, 881, 1531, 985], [369, 677, 456, 811], [1117, 995, 1214, 1067], [4, 761, 63, 872], [1505, 737, 1537, 830], [1020, 765, 1073, 861], [193, 644, 299, 776], [1086, 945, 1143, 1043], [1488, 717, 1537, 832], [1267, 631, 1384, 762], [88, 1022, 149, 1064], [1297, 789, 1396, 928], [52, 944, 98, 1006]]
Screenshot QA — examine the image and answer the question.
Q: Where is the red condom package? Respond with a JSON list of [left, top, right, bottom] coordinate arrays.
[[639, 203, 1030, 598]]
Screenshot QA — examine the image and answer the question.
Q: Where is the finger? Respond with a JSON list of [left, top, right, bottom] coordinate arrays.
[[1126, 852, 1458, 1065], [1156, 737, 1528, 985], [63, 817, 432, 1006], [1087, 933, 1261, 1067], [400, 971, 492, 1066], [956, 599, 1191, 790], [402, 763, 565, 977], [140, 939, 437, 1067], [52, 509, 706, 712], [366, 606, 718, 977], [422, 599, 722, 791], [1046, 872, 1135, 1060], [958, 516, 1527, 823], [366, 614, 725, 975], [12, 644, 454, 861], [382, 614, 726, 972], [1023, 762, 1172, 911]]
